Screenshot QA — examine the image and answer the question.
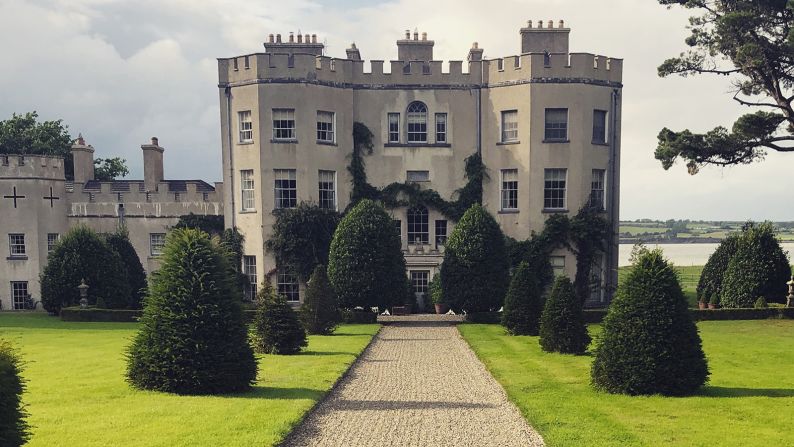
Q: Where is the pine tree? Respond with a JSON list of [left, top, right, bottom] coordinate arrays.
[[0, 340, 29, 447], [254, 281, 308, 354], [105, 229, 147, 309], [539, 276, 590, 354], [501, 262, 544, 335], [591, 248, 708, 396], [125, 228, 257, 394], [299, 265, 340, 335]]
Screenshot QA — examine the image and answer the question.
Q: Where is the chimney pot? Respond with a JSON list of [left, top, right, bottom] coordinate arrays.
[[289, 32, 294, 43], [559, 19, 565, 28], [305, 34, 310, 43], [276, 33, 282, 43], [351, 42, 357, 49], [268, 34, 274, 43], [473, 41, 478, 49], [297, 34, 303, 43], [413, 31, 418, 40], [151, 136, 159, 146], [537, 19, 543, 28], [405, 29, 410, 39], [312, 34, 317, 43], [548, 20, 553, 28], [421, 32, 427, 41], [527, 20, 533, 28], [76, 133, 85, 146]]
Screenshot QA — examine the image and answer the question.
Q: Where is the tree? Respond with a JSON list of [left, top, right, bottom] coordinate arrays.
[[105, 229, 147, 309], [253, 281, 308, 354], [591, 248, 708, 396], [41, 226, 131, 313], [539, 276, 590, 354], [328, 199, 407, 309], [696, 234, 740, 304], [0, 340, 29, 447], [501, 262, 544, 336], [655, 1, 794, 172], [174, 214, 225, 236], [721, 222, 791, 307], [441, 204, 509, 313], [93, 157, 129, 181], [265, 203, 341, 281], [126, 228, 257, 394], [300, 265, 341, 335], [0, 111, 73, 179]]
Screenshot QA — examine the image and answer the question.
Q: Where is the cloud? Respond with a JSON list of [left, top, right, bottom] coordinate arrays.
[[1, 0, 791, 220]]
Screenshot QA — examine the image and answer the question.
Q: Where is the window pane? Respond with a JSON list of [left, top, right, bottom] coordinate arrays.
[[47, 233, 59, 253], [150, 233, 166, 256], [543, 168, 567, 209], [12, 281, 28, 310], [318, 170, 336, 210], [593, 110, 607, 143], [317, 111, 335, 143], [435, 219, 448, 247], [240, 170, 255, 211], [410, 271, 430, 296], [435, 113, 447, 143], [406, 170, 429, 182], [590, 169, 606, 210], [545, 108, 568, 140], [238, 111, 253, 143], [243, 255, 257, 301], [407, 102, 427, 143], [501, 169, 518, 210], [550, 256, 566, 278], [274, 169, 297, 209], [277, 272, 300, 302], [388, 113, 400, 143], [501, 111, 518, 142], [9, 234, 25, 256], [407, 206, 429, 245], [273, 109, 296, 140]]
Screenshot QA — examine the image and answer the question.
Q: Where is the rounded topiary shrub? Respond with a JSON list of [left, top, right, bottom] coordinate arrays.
[[696, 234, 739, 305], [328, 199, 407, 310], [502, 261, 544, 335], [299, 265, 340, 335], [41, 225, 131, 313], [254, 281, 308, 354], [441, 204, 509, 313], [0, 340, 29, 447], [105, 229, 147, 309], [721, 222, 791, 307], [126, 228, 257, 395], [539, 276, 590, 354], [591, 248, 708, 396]]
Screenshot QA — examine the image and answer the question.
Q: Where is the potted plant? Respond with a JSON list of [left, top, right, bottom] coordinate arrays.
[[708, 293, 719, 309], [697, 293, 707, 310], [429, 275, 448, 314]]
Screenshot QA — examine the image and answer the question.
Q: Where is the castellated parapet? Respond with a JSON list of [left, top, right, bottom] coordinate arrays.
[[0, 154, 65, 180]]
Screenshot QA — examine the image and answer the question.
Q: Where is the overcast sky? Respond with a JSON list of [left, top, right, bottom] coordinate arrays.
[[2, 0, 791, 221]]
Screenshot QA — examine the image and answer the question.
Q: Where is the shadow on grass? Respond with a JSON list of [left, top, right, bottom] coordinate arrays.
[[223, 386, 326, 400], [298, 351, 355, 357], [330, 333, 377, 337], [700, 386, 794, 398]]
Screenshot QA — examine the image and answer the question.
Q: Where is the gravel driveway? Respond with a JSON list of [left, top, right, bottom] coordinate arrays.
[[281, 322, 544, 447]]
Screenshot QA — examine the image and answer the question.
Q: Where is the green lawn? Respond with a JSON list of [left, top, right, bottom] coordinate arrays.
[[460, 321, 794, 447], [619, 265, 703, 307], [0, 313, 378, 447]]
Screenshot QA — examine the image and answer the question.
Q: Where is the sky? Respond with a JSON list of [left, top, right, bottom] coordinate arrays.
[[1, 0, 791, 221]]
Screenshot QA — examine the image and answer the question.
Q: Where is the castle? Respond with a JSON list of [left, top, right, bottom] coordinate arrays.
[[1, 20, 621, 310]]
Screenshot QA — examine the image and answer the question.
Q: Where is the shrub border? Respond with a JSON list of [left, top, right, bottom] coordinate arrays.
[[60, 307, 142, 322], [583, 307, 794, 324]]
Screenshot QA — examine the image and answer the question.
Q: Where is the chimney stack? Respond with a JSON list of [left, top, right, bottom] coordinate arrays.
[[346, 42, 362, 60], [263, 31, 324, 56], [70, 133, 94, 184], [142, 136, 164, 192], [397, 30, 434, 61], [468, 42, 484, 62], [520, 19, 570, 53]]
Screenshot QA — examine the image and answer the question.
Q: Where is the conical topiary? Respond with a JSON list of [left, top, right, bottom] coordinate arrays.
[[0, 340, 29, 447], [591, 248, 708, 396], [125, 228, 257, 395], [502, 262, 544, 335], [539, 276, 590, 354], [105, 229, 147, 309], [300, 265, 340, 335], [254, 281, 308, 354]]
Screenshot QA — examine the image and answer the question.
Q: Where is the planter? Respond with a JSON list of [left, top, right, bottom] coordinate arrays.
[[698, 302, 707, 310], [708, 303, 717, 309], [434, 303, 449, 314]]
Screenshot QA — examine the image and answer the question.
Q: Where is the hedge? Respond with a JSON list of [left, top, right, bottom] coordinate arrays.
[[60, 307, 142, 322]]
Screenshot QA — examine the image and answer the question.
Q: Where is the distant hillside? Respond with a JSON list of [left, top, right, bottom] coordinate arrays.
[[619, 220, 794, 244]]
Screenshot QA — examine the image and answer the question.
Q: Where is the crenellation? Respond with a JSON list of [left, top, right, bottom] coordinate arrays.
[[0, 154, 65, 180]]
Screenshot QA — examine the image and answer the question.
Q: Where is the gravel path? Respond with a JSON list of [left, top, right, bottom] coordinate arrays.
[[281, 322, 544, 447]]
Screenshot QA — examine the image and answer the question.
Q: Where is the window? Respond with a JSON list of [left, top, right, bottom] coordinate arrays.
[[590, 169, 606, 210], [410, 271, 429, 297], [388, 113, 400, 143], [11, 281, 28, 310], [274, 169, 297, 209], [435, 220, 447, 247], [150, 233, 166, 256], [406, 170, 429, 183], [550, 256, 566, 278], [501, 169, 518, 210], [545, 108, 568, 141], [435, 113, 447, 143], [318, 170, 336, 210], [244, 55, 250, 69], [47, 233, 59, 253], [593, 110, 608, 144], [243, 256, 257, 301], [589, 254, 605, 303], [501, 110, 518, 143], [316, 111, 335, 143], [406, 102, 428, 143], [544, 168, 567, 210], [277, 272, 300, 302], [272, 109, 296, 141], [407, 205, 429, 245], [8, 234, 25, 257], [240, 170, 255, 211], [393, 219, 402, 238], [238, 111, 253, 143]]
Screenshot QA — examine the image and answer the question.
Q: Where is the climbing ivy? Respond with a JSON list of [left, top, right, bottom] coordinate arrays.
[[348, 122, 485, 221]]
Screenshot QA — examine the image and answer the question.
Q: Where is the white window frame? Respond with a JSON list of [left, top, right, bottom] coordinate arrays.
[[435, 113, 447, 143], [550, 256, 566, 278], [590, 169, 606, 210], [240, 170, 255, 211], [150, 233, 166, 257], [11, 281, 28, 310], [243, 255, 257, 301], [47, 233, 60, 253], [272, 109, 296, 141], [545, 108, 569, 141], [406, 102, 428, 143], [544, 168, 567, 210], [435, 219, 448, 247], [593, 109, 608, 144], [316, 111, 335, 143], [500, 169, 519, 211], [238, 110, 253, 143], [8, 234, 25, 257], [410, 270, 430, 297], [388, 113, 400, 143], [407, 206, 429, 245], [274, 169, 297, 209], [501, 110, 518, 143], [277, 272, 300, 302], [318, 170, 336, 210]]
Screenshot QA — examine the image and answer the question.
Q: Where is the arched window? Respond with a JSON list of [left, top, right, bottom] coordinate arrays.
[[407, 205, 429, 245], [406, 102, 428, 143]]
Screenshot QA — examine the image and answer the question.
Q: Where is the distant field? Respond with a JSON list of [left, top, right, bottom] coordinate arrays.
[[620, 220, 794, 242], [619, 226, 668, 235]]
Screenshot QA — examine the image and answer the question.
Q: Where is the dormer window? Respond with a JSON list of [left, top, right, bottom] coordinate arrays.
[[406, 102, 427, 143]]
